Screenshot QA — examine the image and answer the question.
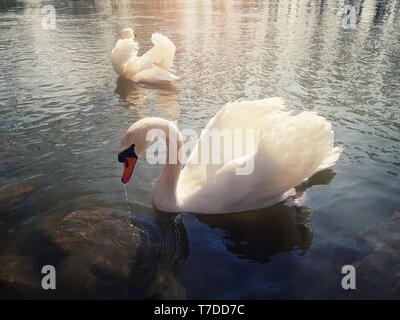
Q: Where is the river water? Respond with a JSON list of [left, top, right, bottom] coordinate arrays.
[[0, 0, 399, 299]]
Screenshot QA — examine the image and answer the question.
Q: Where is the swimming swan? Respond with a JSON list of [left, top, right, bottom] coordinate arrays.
[[118, 98, 343, 214], [112, 28, 179, 83]]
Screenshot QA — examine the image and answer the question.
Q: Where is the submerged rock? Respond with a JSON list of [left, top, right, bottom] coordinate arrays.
[[0, 207, 141, 299], [0, 207, 188, 298], [0, 255, 41, 299], [37, 207, 144, 298], [37, 207, 187, 299], [0, 181, 35, 213], [45, 208, 141, 277], [351, 212, 400, 299]]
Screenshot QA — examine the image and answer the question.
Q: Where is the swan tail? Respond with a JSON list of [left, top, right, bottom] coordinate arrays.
[[316, 145, 343, 172], [256, 110, 342, 195]]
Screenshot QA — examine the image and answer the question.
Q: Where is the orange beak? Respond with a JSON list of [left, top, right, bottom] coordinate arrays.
[[122, 157, 137, 184]]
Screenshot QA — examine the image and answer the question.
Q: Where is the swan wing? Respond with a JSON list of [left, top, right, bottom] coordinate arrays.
[[177, 98, 286, 211], [123, 54, 153, 80], [183, 97, 286, 170], [177, 98, 342, 213], [140, 33, 176, 70]]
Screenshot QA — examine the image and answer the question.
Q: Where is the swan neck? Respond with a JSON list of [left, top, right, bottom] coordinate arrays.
[[152, 120, 183, 211]]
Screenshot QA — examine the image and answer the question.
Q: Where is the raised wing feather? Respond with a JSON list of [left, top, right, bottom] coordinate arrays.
[[177, 98, 342, 213], [140, 33, 176, 70], [177, 98, 286, 210]]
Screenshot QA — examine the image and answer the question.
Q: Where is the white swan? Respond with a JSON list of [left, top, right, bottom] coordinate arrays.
[[112, 28, 179, 83], [118, 98, 343, 214]]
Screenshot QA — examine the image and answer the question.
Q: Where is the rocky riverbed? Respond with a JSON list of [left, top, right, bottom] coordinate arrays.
[[0, 207, 186, 299]]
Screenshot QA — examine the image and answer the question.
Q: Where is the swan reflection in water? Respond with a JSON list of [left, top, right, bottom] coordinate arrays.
[[195, 169, 336, 264], [115, 76, 180, 119]]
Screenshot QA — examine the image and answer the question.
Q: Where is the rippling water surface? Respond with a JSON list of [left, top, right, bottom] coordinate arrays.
[[0, 0, 399, 299]]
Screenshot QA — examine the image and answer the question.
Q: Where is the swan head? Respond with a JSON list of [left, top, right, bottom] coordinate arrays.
[[118, 143, 138, 184], [121, 28, 137, 41], [118, 118, 168, 184]]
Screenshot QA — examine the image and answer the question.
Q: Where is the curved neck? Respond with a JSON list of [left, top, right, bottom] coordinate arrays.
[[149, 119, 184, 212]]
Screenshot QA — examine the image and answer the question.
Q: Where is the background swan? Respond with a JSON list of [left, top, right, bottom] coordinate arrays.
[[112, 28, 179, 83], [118, 98, 343, 214]]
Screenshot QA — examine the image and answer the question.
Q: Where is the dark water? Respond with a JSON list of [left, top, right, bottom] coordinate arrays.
[[0, 0, 399, 299]]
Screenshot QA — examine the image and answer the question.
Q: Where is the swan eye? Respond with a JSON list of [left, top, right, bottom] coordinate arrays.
[[125, 159, 129, 168]]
